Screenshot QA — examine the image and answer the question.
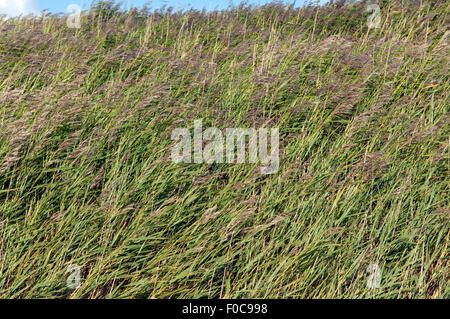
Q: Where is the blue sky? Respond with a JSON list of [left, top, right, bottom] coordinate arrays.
[[40, 1, 303, 13], [0, 0, 329, 17]]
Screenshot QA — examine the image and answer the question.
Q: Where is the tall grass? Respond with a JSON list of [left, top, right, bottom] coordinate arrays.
[[0, 0, 448, 298]]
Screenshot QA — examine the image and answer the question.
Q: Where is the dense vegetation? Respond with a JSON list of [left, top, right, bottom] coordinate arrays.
[[0, 0, 448, 298]]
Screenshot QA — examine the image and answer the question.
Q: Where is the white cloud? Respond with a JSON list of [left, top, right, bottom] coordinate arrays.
[[0, 0, 40, 17]]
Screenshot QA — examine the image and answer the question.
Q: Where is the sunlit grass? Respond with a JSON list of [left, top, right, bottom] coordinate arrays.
[[0, 0, 448, 298]]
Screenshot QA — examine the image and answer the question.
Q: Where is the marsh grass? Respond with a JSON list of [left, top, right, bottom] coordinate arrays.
[[0, 0, 448, 298]]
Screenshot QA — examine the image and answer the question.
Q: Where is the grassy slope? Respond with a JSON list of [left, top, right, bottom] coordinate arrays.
[[0, 0, 448, 298]]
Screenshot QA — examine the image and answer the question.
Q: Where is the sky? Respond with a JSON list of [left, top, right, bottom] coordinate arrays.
[[0, 0, 330, 17]]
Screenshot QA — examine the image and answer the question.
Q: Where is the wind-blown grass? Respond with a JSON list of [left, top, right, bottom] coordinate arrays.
[[0, 0, 448, 298]]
